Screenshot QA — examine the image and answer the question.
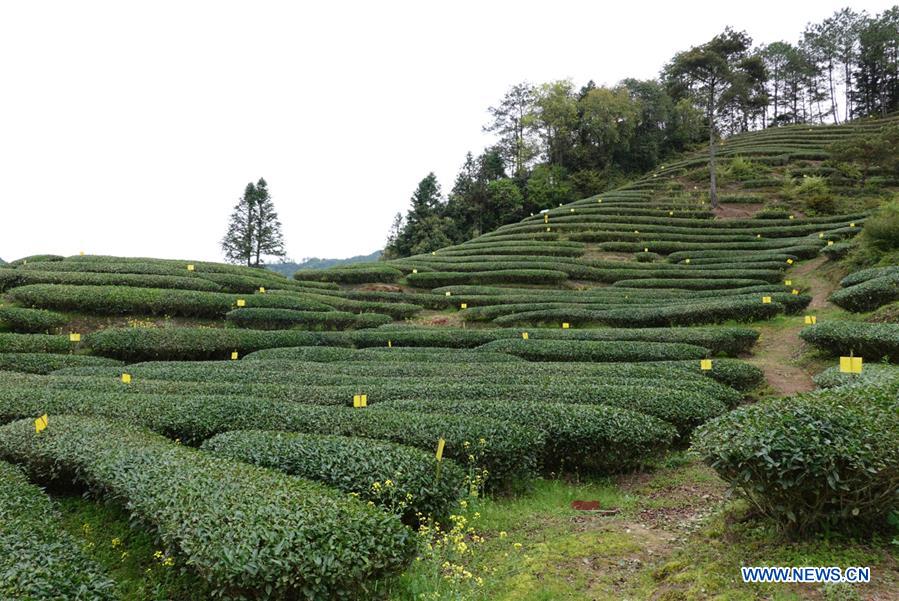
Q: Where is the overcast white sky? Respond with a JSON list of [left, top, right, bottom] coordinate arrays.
[[1, 1, 894, 263]]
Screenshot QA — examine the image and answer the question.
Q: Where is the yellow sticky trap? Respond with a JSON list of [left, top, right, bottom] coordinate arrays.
[[819, 233, 824, 238], [412, 269, 418, 274], [827, 240, 834, 246], [840, 357, 863, 374], [79, 251, 85, 256], [597, 199, 602, 203], [544, 214, 549, 223], [353, 394, 368, 408], [787, 259, 794, 265], [685, 259, 691, 264], [431, 251, 436, 255], [785, 280, 792, 286], [634, 230, 639, 234], [435, 437, 446, 462], [231, 351, 239, 360], [700, 359, 713, 371], [258, 287, 266, 293], [121, 373, 132, 384], [34, 414, 48, 434], [521, 332, 529, 340], [236, 299, 246, 307], [562, 322, 570, 329], [445, 291, 452, 297], [756, 234, 761, 238], [804, 315, 817, 325], [546, 227, 551, 232], [387, 340, 392, 348], [762, 296, 772, 304], [850, 222, 855, 227], [69, 333, 81, 343], [669, 211, 674, 216], [789, 215, 795, 220], [460, 303, 468, 310], [187, 264, 195, 272], [570, 208, 575, 213], [644, 248, 649, 253], [792, 289, 800, 295]]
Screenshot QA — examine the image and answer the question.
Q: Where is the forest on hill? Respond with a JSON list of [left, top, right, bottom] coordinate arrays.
[[385, 6, 899, 258]]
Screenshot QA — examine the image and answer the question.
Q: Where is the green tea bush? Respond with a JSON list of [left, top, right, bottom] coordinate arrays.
[[0, 353, 121, 374], [799, 322, 899, 361], [1, 269, 223, 292], [225, 308, 392, 330], [476, 339, 709, 362], [244, 346, 522, 363], [0, 416, 416, 599], [0, 333, 70, 354], [0, 307, 67, 333], [0, 460, 116, 600], [406, 269, 569, 288], [693, 395, 899, 535], [7, 284, 332, 318], [85, 327, 351, 361], [840, 265, 899, 287], [294, 264, 404, 283], [0, 391, 541, 488], [611, 278, 769, 290], [202, 430, 464, 521], [829, 273, 899, 312], [7, 254, 64, 266], [375, 400, 676, 473]]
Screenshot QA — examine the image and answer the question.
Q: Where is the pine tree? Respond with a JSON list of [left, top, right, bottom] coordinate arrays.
[[221, 178, 286, 267]]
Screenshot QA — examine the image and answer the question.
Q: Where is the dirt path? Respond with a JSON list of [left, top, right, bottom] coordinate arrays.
[[745, 256, 837, 396]]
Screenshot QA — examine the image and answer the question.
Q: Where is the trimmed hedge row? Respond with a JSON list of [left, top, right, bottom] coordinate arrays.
[[41, 374, 728, 435], [7, 284, 333, 318], [829, 273, 899, 313], [405, 269, 569, 287], [0, 333, 70, 354], [812, 364, 899, 390], [268, 290, 422, 320], [799, 322, 899, 361], [225, 308, 393, 330], [85, 327, 351, 361], [0, 268, 223, 292], [0, 390, 542, 488], [202, 430, 464, 521], [492, 297, 785, 328], [243, 346, 523, 362], [375, 399, 675, 471], [294, 264, 404, 284], [0, 353, 121, 375], [0, 416, 416, 599], [611, 278, 769, 290], [840, 266, 899, 287], [476, 339, 709, 362], [0, 306, 67, 333], [0, 460, 116, 600]]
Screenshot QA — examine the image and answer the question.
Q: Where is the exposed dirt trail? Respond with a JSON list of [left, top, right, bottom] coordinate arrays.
[[745, 255, 837, 396]]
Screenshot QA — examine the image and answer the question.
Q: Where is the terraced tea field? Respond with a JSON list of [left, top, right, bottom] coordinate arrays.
[[1, 116, 897, 600]]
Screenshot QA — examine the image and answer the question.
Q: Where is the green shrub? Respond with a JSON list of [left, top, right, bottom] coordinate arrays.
[[1, 269, 223, 292], [857, 199, 899, 253], [202, 430, 464, 521], [0, 353, 121, 374], [244, 346, 523, 362], [294, 264, 404, 283], [0, 416, 416, 599], [406, 269, 569, 288], [0, 333, 70, 354], [267, 290, 422, 320], [634, 251, 662, 262], [0, 307, 67, 333], [611, 278, 769, 290], [799, 322, 899, 361], [7, 284, 332, 318], [840, 266, 899, 287], [820, 241, 853, 260], [476, 339, 709, 362], [85, 327, 351, 361], [0, 391, 541, 489], [225, 308, 392, 330], [375, 400, 676, 473], [693, 395, 899, 535], [0, 460, 116, 600], [829, 273, 899, 312]]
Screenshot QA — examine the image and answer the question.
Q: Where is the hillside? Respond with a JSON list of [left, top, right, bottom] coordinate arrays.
[[265, 250, 382, 277], [0, 117, 897, 600]]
